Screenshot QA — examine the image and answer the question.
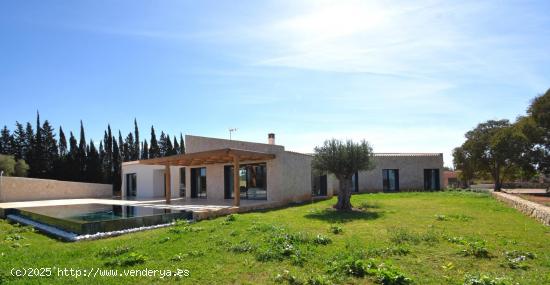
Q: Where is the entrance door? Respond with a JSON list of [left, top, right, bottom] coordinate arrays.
[[191, 167, 207, 198], [126, 173, 137, 197]]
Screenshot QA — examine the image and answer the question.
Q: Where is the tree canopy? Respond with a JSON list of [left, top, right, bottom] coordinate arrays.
[[313, 139, 374, 210], [453, 89, 549, 189]]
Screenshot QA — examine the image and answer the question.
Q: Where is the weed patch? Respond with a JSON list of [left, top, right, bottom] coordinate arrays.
[[104, 252, 147, 267]]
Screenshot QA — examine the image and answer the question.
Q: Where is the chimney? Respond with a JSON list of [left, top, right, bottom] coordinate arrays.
[[268, 133, 275, 145]]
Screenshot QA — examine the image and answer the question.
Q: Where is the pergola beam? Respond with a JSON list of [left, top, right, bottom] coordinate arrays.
[[138, 148, 275, 167]]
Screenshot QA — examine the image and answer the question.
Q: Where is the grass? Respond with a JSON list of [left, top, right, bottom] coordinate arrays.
[[0, 191, 549, 284]]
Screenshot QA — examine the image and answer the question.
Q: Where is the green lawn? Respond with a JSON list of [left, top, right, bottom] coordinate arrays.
[[1, 191, 549, 284]]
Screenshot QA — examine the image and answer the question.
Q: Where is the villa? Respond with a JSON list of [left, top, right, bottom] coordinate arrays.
[[122, 134, 444, 206]]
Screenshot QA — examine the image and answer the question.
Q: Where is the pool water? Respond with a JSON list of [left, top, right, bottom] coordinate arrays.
[[9, 204, 191, 235]]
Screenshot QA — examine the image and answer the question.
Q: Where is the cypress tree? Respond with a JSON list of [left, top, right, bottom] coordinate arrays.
[[173, 136, 180, 154], [99, 140, 105, 178], [103, 125, 113, 184], [55, 126, 68, 180], [149, 126, 160, 158], [179, 134, 185, 154], [133, 119, 140, 160], [124, 132, 134, 162], [166, 134, 174, 156], [25, 122, 34, 176], [58, 127, 67, 157], [142, 139, 149, 160], [42, 120, 58, 177], [67, 132, 79, 181], [32, 112, 47, 178], [78, 121, 87, 181], [12, 122, 26, 160], [159, 131, 168, 157], [112, 137, 122, 194], [0, 126, 11, 155], [87, 140, 102, 183]]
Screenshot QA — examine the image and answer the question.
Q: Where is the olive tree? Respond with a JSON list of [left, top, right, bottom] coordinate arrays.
[[454, 120, 532, 191], [313, 139, 374, 211]]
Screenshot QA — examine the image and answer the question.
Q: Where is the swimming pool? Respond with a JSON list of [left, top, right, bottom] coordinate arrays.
[[7, 204, 192, 235]]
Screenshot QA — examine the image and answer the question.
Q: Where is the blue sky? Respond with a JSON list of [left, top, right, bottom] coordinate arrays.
[[1, 0, 549, 166]]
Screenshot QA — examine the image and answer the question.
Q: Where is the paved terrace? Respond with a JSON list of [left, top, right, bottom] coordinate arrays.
[[0, 197, 279, 220]]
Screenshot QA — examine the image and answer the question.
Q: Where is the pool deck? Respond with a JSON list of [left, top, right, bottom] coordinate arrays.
[[0, 197, 283, 220]]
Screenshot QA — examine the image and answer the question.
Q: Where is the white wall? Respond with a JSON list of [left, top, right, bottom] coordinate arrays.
[[121, 163, 182, 199]]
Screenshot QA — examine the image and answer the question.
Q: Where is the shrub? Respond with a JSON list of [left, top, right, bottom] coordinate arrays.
[[229, 241, 256, 253], [448, 214, 473, 221], [8, 224, 35, 234], [388, 228, 420, 245], [157, 236, 171, 243], [313, 234, 332, 245], [329, 225, 343, 234], [306, 275, 333, 285], [420, 229, 440, 244], [225, 214, 237, 222], [436, 214, 473, 222], [463, 274, 510, 285], [501, 250, 536, 269], [435, 214, 448, 221], [274, 270, 304, 285], [170, 253, 184, 262], [447, 236, 467, 245], [168, 225, 203, 234], [461, 241, 490, 258], [104, 252, 147, 267], [366, 246, 410, 258], [375, 264, 413, 285], [97, 246, 132, 258], [4, 234, 24, 242], [327, 255, 412, 284]]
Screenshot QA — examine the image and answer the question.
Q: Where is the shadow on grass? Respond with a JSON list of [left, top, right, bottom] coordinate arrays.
[[304, 208, 382, 223]]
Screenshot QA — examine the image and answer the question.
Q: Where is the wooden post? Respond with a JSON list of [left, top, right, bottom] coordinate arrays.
[[233, 155, 240, 207], [165, 164, 171, 204]]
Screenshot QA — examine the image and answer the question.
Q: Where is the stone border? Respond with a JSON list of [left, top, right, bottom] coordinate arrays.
[[492, 191, 550, 226]]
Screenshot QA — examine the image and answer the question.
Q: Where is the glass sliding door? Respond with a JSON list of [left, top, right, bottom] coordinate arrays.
[[351, 171, 359, 193], [126, 173, 137, 197], [191, 167, 207, 198], [382, 169, 399, 192], [423, 169, 440, 190], [224, 163, 267, 200]]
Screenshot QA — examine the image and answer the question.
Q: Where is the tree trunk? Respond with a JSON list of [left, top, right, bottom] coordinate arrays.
[[334, 177, 353, 211], [494, 180, 502, 192], [493, 167, 501, 192]]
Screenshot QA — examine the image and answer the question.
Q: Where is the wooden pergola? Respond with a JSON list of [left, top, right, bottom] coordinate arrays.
[[138, 148, 276, 206]]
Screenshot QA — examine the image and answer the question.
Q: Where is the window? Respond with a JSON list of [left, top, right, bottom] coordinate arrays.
[[191, 167, 207, 198], [224, 163, 267, 200], [382, 169, 399, 192], [424, 169, 440, 190], [312, 174, 327, 197], [351, 171, 359, 193], [179, 167, 186, 197], [126, 173, 137, 197]]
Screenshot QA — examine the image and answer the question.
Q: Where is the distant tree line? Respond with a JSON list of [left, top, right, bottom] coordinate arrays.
[[0, 113, 185, 192], [453, 88, 550, 191]]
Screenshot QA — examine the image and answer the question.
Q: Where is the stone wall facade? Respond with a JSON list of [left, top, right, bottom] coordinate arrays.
[[0, 177, 112, 202], [492, 191, 550, 226], [122, 135, 312, 203]]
